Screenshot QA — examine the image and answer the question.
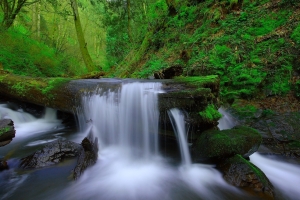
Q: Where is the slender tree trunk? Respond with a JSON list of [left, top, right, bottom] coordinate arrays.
[[70, 0, 95, 72], [126, 0, 132, 42], [37, 1, 40, 39]]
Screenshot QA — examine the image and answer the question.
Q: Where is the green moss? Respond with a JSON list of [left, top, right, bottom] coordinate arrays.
[[175, 75, 219, 87], [0, 127, 10, 136], [12, 82, 27, 96], [199, 104, 222, 122], [41, 78, 71, 96], [291, 23, 300, 45]]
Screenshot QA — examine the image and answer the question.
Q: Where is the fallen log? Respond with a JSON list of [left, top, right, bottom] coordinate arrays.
[[0, 73, 100, 113], [0, 73, 220, 137]]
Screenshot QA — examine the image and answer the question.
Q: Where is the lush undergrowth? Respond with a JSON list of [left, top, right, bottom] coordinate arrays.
[[0, 26, 86, 77], [115, 0, 300, 102]]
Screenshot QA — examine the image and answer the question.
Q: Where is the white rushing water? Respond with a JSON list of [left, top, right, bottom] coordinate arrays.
[[0, 104, 63, 138], [250, 153, 300, 200], [60, 81, 244, 200], [218, 107, 300, 200], [168, 108, 191, 167]]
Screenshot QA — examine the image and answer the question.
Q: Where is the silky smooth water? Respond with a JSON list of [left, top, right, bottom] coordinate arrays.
[[168, 108, 191, 166], [218, 107, 300, 200], [2, 81, 300, 200], [57, 81, 246, 200]]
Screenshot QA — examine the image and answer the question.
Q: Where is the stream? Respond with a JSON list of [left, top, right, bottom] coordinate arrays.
[[1, 80, 300, 200]]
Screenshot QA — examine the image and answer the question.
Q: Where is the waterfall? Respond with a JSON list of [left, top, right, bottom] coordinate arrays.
[[217, 107, 237, 130], [168, 108, 191, 167], [77, 81, 162, 159], [0, 104, 62, 137]]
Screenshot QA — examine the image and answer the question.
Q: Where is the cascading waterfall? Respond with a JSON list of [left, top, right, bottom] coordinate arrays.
[[0, 81, 253, 200], [59, 81, 245, 200], [77, 82, 162, 159], [168, 108, 191, 167]]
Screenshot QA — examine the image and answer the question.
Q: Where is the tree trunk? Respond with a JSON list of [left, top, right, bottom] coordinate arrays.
[[126, 0, 132, 42], [37, 1, 40, 39], [0, 0, 27, 29], [70, 0, 95, 72]]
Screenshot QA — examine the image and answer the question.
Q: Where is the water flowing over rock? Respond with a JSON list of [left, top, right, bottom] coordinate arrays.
[[73, 132, 98, 180], [218, 154, 274, 198], [0, 119, 15, 147]]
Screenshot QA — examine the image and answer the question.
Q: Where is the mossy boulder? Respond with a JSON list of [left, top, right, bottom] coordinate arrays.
[[218, 154, 274, 198], [0, 119, 15, 147], [193, 126, 262, 161]]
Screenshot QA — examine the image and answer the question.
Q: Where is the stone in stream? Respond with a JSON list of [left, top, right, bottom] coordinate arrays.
[[0, 119, 16, 147], [193, 125, 262, 162], [0, 157, 8, 170], [218, 154, 274, 198], [20, 133, 98, 180], [73, 132, 98, 180]]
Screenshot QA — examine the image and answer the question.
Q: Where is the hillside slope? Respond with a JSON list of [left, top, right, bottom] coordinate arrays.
[[116, 0, 300, 102]]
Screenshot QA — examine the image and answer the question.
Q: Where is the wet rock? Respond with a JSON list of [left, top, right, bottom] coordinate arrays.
[[218, 154, 274, 198], [20, 139, 82, 169], [20, 134, 99, 180], [0, 119, 15, 147], [73, 133, 98, 180], [193, 126, 262, 162], [0, 157, 8, 170]]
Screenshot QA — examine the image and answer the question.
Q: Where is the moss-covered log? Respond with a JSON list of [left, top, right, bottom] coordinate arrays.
[[0, 73, 220, 138], [0, 73, 107, 113]]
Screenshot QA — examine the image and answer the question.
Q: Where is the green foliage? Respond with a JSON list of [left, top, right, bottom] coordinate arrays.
[[137, 55, 168, 78], [149, 0, 168, 24], [11, 82, 27, 96], [294, 80, 300, 98], [175, 75, 219, 87], [41, 78, 71, 96], [291, 23, 300, 45], [0, 27, 83, 77], [231, 103, 258, 118], [199, 104, 222, 122]]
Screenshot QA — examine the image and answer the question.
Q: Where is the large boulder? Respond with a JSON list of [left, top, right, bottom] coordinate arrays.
[[20, 134, 99, 180], [20, 139, 82, 168], [0, 119, 15, 147], [218, 154, 274, 198], [193, 125, 262, 162]]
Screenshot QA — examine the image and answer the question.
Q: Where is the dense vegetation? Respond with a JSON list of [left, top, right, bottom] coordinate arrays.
[[0, 0, 300, 103]]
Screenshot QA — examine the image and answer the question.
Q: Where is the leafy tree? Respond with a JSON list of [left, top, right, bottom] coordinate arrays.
[[0, 0, 38, 29]]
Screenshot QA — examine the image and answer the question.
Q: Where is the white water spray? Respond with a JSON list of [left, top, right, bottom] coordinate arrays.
[[0, 104, 63, 138]]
